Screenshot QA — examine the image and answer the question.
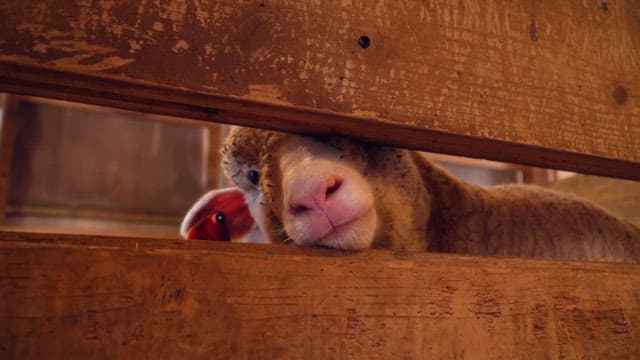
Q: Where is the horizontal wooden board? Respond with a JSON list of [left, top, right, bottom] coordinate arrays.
[[0, 1, 639, 180], [1, 231, 639, 358], [0, 97, 20, 222]]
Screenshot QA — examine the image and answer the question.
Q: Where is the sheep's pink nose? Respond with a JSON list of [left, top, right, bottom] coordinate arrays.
[[288, 177, 343, 215]]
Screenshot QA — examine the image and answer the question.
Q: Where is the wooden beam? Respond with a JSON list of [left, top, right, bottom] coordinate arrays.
[[0, 97, 20, 222], [4, 94, 209, 220], [17, 96, 211, 127], [0, 1, 638, 180], [1, 231, 639, 358], [521, 167, 555, 185], [206, 124, 223, 190]]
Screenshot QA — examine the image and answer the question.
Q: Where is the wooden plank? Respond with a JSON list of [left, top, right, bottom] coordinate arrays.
[[0, 216, 179, 239], [0, 1, 638, 180], [1, 231, 639, 358], [521, 167, 555, 185], [6, 95, 207, 219], [19, 95, 212, 127], [206, 124, 223, 190], [0, 97, 20, 222]]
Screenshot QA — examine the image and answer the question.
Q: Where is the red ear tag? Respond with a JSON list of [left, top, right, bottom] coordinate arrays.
[[181, 188, 254, 241]]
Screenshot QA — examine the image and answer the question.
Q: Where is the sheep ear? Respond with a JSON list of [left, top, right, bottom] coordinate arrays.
[[180, 187, 256, 241]]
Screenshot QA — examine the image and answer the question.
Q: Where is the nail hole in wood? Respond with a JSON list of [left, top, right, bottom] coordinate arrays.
[[358, 35, 371, 49], [613, 86, 628, 105], [529, 20, 538, 42]]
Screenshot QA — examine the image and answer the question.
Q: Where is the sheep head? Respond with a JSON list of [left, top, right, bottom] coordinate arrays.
[[220, 126, 432, 250]]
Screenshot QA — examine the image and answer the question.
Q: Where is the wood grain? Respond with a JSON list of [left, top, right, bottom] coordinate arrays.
[[1, 231, 639, 358], [0, 1, 638, 179], [6, 96, 207, 219], [206, 123, 223, 190], [0, 98, 20, 222], [19, 96, 215, 127]]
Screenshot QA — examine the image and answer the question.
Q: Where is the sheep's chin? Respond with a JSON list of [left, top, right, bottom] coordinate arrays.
[[295, 207, 378, 250]]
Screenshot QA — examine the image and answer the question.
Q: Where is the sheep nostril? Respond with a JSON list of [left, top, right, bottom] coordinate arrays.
[[290, 204, 311, 215], [288, 178, 343, 216], [325, 179, 343, 197]]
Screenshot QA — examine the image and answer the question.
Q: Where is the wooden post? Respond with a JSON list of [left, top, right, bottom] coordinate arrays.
[[0, 97, 20, 222], [206, 124, 223, 190]]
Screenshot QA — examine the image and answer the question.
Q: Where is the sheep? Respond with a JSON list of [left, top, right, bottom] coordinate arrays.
[[183, 125, 640, 263]]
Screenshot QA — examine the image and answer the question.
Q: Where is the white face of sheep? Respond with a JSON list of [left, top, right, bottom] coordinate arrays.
[[223, 128, 379, 250]]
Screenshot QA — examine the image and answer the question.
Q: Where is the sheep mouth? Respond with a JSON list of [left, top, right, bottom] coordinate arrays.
[[313, 208, 377, 250]]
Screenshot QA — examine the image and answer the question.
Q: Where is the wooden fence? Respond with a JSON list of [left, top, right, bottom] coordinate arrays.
[[0, 1, 639, 358]]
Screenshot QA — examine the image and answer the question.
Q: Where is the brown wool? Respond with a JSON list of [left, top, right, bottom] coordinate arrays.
[[223, 126, 640, 263]]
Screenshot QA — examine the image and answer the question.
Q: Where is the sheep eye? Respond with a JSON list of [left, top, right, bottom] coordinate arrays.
[[214, 212, 226, 225], [247, 169, 260, 185]]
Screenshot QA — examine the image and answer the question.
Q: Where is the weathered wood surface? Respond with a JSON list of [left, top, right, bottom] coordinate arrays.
[[0, 97, 20, 222], [1, 231, 639, 358], [1, 1, 639, 180], [206, 123, 223, 190], [6, 95, 207, 220]]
